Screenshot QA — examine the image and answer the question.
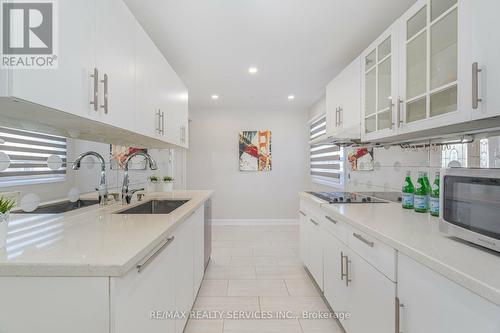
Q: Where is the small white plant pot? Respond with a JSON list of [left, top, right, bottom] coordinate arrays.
[[162, 182, 173, 192], [147, 182, 158, 193], [0, 212, 9, 248]]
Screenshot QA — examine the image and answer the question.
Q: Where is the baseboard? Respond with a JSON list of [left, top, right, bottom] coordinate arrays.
[[211, 219, 299, 226]]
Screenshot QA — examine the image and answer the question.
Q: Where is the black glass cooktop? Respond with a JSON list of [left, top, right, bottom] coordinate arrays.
[[307, 191, 402, 204]]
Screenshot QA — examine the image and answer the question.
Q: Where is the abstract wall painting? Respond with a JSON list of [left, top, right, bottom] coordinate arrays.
[[239, 131, 272, 171], [110, 145, 148, 170], [348, 147, 374, 171]]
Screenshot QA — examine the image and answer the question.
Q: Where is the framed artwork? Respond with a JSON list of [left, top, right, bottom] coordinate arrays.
[[239, 130, 272, 171], [348, 147, 374, 171], [110, 145, 148, 170]]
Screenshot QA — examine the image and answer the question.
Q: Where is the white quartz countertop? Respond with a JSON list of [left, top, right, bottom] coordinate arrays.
[[0, 190, 213, 277], [300, 192, 500, 307]]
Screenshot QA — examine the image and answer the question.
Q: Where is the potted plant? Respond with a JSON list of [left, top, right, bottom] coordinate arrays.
[[147, 175, 159, 192], [0, 196, 15, 248], [162, 176, 174, 192]]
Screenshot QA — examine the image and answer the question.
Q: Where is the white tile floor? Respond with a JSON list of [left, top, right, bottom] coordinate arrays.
[[184, 225, 344, 333]]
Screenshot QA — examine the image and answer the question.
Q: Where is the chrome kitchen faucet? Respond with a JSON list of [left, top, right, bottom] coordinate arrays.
[[121, 151, 157, 204], [72, 151, 109, 206]]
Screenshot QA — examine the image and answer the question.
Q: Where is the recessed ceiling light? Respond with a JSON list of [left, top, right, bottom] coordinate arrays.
[[288, 95, 295, 100], [248, 67, 258, 74], [211, 95, 219, 100]]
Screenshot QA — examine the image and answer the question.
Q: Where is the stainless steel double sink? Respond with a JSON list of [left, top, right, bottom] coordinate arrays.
[[14, 199, 189, 215], [115, 200, 189, 215]]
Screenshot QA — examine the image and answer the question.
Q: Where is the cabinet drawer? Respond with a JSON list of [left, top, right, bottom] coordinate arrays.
[[299, 198, 321, 218], [319, 212, 348, 244], [348, 227, 396, 282]]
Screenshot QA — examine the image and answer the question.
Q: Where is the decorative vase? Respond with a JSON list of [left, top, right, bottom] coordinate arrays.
[[0, 212, 9, 248], [147, 182, 158, 193], [162, 182, 173, 192]]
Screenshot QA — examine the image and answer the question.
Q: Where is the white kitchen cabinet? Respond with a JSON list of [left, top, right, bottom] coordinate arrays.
[[299, 210, 310, 267], [174, 210, 197, 333], [95, 0, 137, 131], [348, 250, 395, 333], [135, 22, 167, 140], [464, 0, 500, 120], [322, 229, 352, 332], [398, 253, 500, 333], [361, 22, 400, 142], [193, 206, 205, 298], [326, 57, 361, 142], [4, 0, 98, 121], [110, 236, 176, 333], [0, 277, 109, 333], [307, 215, 324, 291], [397, 0, 470, 135]]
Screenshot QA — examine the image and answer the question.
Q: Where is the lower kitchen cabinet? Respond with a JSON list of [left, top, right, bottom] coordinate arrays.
[[322, 230, 351, 331], [110, 237, 177, 333], [397, 253, 500, 333], [0, 277, 109, 333], [348, 250, 395, 333], [300, 207, 323, 291], [193, 207, 205, 298]]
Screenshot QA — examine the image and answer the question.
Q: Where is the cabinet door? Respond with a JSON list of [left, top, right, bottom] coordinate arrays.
[[111, 237, 176, 333], [307, 217, 324, 291], [8, 0, 97, 120], [361, 23, 400, 141], [336, 57, 361, 140], [174, 216, 195, 333], [134, 22, 164, 140], [348, 251, 395, 333], [193, 207, 205, 298], [299, 211, 310, 267], [326, 77, 341, 136], [465, 0, 500, 120], [160, 60, 189, 148], [399, 0, 469, 134], [322, 231, 351, 332], [398, 254, 500, 333], [95, 0, 136, 131]]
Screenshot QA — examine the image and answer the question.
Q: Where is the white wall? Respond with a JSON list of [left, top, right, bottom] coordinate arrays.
[[187, 108, 309, 220]]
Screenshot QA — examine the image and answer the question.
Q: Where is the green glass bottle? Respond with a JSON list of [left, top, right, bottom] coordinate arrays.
[[423, 171, 431, 209], [430, 172, 440, 217], [402, 171, 415, 209], [414, 171, 429, 213]]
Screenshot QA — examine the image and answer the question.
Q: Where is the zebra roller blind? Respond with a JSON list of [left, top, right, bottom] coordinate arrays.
[[0, 127, 67, 185]]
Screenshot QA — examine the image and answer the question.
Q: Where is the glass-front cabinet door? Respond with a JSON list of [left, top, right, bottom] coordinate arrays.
[[361, 23, 399, 142], [399, 0, 469, 134]]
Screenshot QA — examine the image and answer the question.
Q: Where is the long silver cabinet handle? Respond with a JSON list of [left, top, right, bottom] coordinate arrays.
[[90, 68, 99, 111], [325, 216, 337, 224], [339, 106, 343, 126], [156, 110, 161, 134], [395, 297, 404, 333], [472, 62, 482, 109], [397, 96, 403, 127], [137, 236, 175, 273], [389, 97, 395, 128], [353, 232, 374, 247], [299, 210, 306, 216], [340, 251, 345, 280], [309, 218, 319, 226], [161, 111, 165, 135], [100, 74, 108, 114]]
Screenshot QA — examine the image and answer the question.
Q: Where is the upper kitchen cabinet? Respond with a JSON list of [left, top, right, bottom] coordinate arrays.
[[326, 57, 361, 143], [464, 0, 500, 121], [398, 0, 469, 135], [0, 0, 188, 149], [95, 0, 137, 131], [361, 23, 399, 142], [2, 0, 99, 121]]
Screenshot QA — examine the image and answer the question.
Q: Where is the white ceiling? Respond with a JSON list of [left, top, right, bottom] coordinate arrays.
[[124, 0, 416, 111]]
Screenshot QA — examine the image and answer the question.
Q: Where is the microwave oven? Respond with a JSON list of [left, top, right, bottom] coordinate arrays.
[[439, 168, 500, 253]]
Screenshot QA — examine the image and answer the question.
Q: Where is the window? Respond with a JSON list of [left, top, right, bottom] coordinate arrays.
[[0, 127, 67, 186], [309, 114, 344, 186]]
